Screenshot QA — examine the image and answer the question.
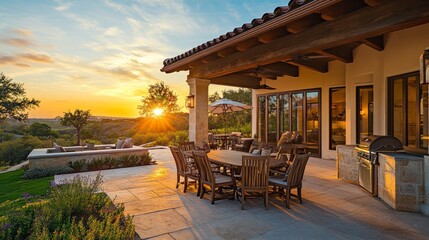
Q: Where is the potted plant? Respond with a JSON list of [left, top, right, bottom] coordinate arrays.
[[85, 139, 99, 150]]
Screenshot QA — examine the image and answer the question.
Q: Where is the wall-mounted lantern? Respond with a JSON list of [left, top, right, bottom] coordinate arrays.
[[186, 94, 195, 108], [420, 48, 429, 84]]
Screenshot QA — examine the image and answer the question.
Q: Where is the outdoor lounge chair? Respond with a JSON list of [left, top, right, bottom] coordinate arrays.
[[233, 138, 254, 152], [169, 146, 199, 195], [268, 153, 311, 208], [192, 150, 236, 204], [236, 155, 270, 210]]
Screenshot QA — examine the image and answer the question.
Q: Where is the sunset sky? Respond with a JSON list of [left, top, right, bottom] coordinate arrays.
[[1, 0, 283, 118]]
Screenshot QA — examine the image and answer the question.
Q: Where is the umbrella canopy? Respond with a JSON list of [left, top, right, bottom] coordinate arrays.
[[208, 98, 252, 114]]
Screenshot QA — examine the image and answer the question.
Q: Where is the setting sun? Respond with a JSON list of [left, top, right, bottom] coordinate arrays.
[[152, 108, 164, 117]]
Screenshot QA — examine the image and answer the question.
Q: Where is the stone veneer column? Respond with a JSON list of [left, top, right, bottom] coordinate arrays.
[[187, 77, 210, 146], [423, 156, 429, 215]]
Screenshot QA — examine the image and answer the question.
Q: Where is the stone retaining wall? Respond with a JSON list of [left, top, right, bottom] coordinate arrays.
[[28, 145, 148, 169]]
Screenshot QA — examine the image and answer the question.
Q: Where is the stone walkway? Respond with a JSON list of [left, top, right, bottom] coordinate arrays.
[[55, 148, 429, 239]]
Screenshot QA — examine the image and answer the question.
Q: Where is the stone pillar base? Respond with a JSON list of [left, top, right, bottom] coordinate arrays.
[[423, 156, 429, 216]]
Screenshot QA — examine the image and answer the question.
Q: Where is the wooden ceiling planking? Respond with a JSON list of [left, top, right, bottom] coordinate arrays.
[[286, 13, 325, 33], [321, 0, 368, 21], [216, 46, 238, 57], [191, 0, 429, 78], [210, 74, 261, 88], [257, 27, 290, 43], [236, 38, 262, 52], [364, 0, 381, 6]]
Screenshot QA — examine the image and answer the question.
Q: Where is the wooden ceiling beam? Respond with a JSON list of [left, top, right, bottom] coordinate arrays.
[[290, 59, 328, 73], [210, 74, 261, 89], [362, 35, 384, 51], [286, 13, 324, 33], [201, 53, 220, 63], [365, 0, 381, 6], [258, 27, 290, 43], [192, 0, 429, 78], [316, 44, 356, 63], [321, 0, 367, 21], [216, 46, 238, 57], [236, 38, 261, 52], [263, 62, 299, 77], [187, 60, 204, 69]]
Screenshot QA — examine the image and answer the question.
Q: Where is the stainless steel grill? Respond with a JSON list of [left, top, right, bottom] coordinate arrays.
[[355, 135, 403, 196]]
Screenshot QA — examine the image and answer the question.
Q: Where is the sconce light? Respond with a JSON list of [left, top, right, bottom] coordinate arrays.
[[420, 48, 429, 84], [186, 94, 195, 108]]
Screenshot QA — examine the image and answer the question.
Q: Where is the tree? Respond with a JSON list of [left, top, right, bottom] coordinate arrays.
[[137, 81, 179, 117], [57, 109, 92, 145], [0, 72, 40, 122], [28, 122, 58, 137]]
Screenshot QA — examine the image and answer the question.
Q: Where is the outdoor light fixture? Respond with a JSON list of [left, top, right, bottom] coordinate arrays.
[[420, 48, 429, 84], [186, 94, 195, 108]]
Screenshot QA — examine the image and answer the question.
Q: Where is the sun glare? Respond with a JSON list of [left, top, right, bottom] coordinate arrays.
[[153, 108, 164, 117]]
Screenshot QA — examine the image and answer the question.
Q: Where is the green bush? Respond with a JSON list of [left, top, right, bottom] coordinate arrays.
[[0, 135, 46, 166], [67, 159, 86, 172], [22, 167, 73, 180], [0, 174, 135, 239]]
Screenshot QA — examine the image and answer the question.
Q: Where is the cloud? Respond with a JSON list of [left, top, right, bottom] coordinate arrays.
[[127, 17, 141, 30], [55, 2, 72, 11], [104, 27, 121, 36], [105, 0, 126, 13], [0, 53, 54, 65], [15, 63, 31, 67], [21, 53, 53, 63], [11, 28, 32, 36], [1, 38, 33, 47]]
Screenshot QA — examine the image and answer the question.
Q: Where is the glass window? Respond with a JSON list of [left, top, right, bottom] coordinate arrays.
[[291, 93, 304, 136], [257, 96, 266, 142], [267, 95, 277, 143], [279, 94, 290, 133], [388, 72, 427, 151], [306, 91, 319, 155], [357, 86, 374, 143], [420, 83, 429, 149], [329, 88, 346, 150]]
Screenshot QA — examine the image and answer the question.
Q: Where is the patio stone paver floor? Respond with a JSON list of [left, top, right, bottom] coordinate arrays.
[[55, 147, 429, 240]]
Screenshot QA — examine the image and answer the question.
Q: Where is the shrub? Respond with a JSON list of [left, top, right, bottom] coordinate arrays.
[[67, 159, 86, 172], [0, 135, 46, 166], [0, 174, 135, 239], [22, 167, 73, 180]]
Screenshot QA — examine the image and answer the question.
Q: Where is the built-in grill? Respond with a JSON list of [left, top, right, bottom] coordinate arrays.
[[355, 135, 403, 196]]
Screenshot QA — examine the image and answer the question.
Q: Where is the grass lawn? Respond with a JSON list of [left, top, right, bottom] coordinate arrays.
[[0, 169, 52, 203]]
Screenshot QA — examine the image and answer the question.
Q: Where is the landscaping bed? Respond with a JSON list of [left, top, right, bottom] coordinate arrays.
[[0, 173, 138, 239]]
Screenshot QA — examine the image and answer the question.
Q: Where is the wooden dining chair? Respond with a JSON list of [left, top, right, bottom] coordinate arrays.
[[236, 155, 270, 210], [169, 146, 199, 194], [192, 150, 236, 204], [268, 153, 311, 208]]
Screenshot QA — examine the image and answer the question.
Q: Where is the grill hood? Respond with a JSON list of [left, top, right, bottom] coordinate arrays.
[[357, 135, 403, 152]]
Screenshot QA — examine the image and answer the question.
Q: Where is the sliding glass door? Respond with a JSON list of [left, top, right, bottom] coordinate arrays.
[[257, 89, 321, 157]]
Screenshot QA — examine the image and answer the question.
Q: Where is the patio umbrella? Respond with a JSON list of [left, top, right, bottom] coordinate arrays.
[[208, 98, 252, 135]]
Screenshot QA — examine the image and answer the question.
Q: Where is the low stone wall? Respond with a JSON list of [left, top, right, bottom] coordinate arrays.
[[378, 153, 424, 212], [336, 145, 358, 184], [28, 145, 149, 170]]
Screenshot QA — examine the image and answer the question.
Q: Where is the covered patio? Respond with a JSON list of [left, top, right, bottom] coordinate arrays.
[[55, 148, 429, 239]]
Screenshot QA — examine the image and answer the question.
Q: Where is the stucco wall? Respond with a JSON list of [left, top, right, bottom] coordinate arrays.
[[252, 23, 429, 159]]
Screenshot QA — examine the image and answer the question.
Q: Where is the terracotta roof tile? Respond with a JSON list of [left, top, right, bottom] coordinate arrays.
[[162, 0, 311, 67]]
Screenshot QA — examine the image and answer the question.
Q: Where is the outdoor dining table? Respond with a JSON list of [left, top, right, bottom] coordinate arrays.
[[207, 150, 285, 169]]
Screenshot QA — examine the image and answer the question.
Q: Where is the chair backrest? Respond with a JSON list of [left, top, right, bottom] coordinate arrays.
[[208, 133, 215, 143], [169, 146, 187, 174], [180, 141, 196, 152], [241, 155, 269, 190], [286, 153, 311, 187], [192, 150, 214, 184], [242, 139, 254, 152]]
